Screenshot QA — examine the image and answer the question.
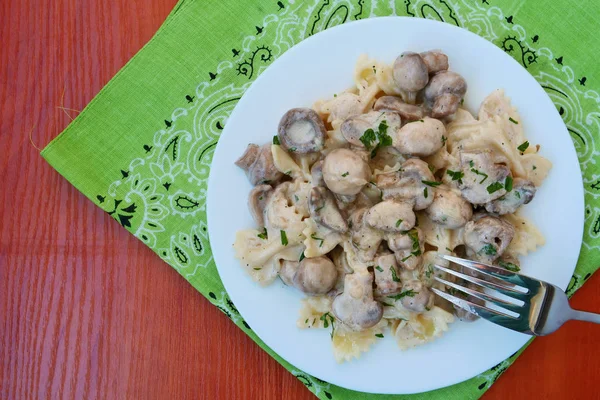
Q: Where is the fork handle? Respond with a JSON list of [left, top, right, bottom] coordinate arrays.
[[571, 309, 600, 324]]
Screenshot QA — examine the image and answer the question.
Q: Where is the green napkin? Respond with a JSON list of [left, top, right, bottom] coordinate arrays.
[[42, 0, 600, 398]]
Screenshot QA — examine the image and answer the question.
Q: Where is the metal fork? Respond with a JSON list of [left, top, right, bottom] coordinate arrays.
[[432, 255, 600, 335]]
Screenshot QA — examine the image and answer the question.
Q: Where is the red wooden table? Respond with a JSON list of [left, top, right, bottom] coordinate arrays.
[[2, 1, 600, 398]]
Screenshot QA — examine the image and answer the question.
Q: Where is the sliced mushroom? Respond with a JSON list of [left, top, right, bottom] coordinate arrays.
[[322, 148, 371, 196], [349, 208, 383, 262], [308, 186, 348, 233], [277, 108, 326, 153], [235, 143, 284, 185], [340, 111, 401, 147], [425, 186, 473, 229], [376, 158, 436, 210], [459, 150, 511, 205], [310, 160, 325, 186], [332, 271, 383, 331], [365, 200, 415, 232], [373, 96, 424, 122], [392, 117, 446, 157], [464, 215, 515, 262], [423, 71, 467, 118], [484, 178, 536, 215], [400, 280, 434, 313], [373, 253, 403, 296], [293, 256, 338, 294], [248, 184, 273, 226], [279, 260, 298, 286], [392, 52, 429, 92], [389, 228, 424, 271], [419, 50, 449, 74]]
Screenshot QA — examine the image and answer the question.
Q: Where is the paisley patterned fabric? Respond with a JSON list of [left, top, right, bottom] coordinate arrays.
[[42, 0, 600, 398]]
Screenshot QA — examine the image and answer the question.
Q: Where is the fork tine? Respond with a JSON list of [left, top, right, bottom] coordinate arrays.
[[431, 287, 519, 322], [434, 264, 528, 301], [440, 254, 538, 290], [434, 276, 523, 315]]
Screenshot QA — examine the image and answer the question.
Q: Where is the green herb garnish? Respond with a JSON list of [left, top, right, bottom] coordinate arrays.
[[273, 135, 280, 145], [360, 128, 377, 149], [257, 227, 268, 240], [533, 165, 537, 170], [508, 117, 519, 124], [289, 147, 297, 152], [517, 141, 530, 152], [390, 267, 401, 282], [505, 176, 513, 192], [396, 219, 403, 228], [447, 169, 464, 184], [422, 180, 441, 187], [487, 181, 504, 194], [341, 172, 349, 177], [280, 230, 288, 246], [299, 251, 305, 262], [498, 260, 520, 272], [375, 333, 384, 338], [253, 267, 262, 270], [423, 187, 428, 198], [470, 168, 488, 183], [441, 135, 447, 145], [388, 289, 417, 300], [515, 191, 521, 199], [375, 266, 384, 272], [310, 233, 324, 247], [480, 244, 497, 256]]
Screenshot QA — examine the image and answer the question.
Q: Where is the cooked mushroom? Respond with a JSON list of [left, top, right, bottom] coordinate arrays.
[[308, 186, 348, 233], [349, 208, 383, 262], [327, 92, 364, 122], [248, 184, 273, 226], [458, 150, 511, 205], [392, 117, 446, 157], [310, 160, 325, 186], [373, 96, 424, 122], [399, 280, 434, 313], [485, 178, 536, 215], [373, 253, 403, 296], [453, 282, 483, 322], [376, 158, 436, 210], [425, 186, 473, 229], [365, 200, 415, 232], [277, 108, 326, 153], [235, 143, 284, 185], [463, 215, 515, 262], [293, 256, 338, 294], [392, 52, 429, 93], [332, 271, 383, 331], [279, 260, 298, 286], [388, 228, 424, 271], [322, 148, 371, 196], [419, 50, 449, 74], [423, 71, 467, 118], [340, 111, 401, 147]]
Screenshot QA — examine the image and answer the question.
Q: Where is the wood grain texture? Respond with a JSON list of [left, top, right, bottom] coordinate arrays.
[[0, 1, 599, 399]]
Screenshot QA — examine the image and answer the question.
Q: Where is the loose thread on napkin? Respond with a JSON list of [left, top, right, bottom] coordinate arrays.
[[28, 124, 41, 152]]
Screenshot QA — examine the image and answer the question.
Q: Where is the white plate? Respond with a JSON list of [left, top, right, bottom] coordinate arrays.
[[207, 17, 584, 394]]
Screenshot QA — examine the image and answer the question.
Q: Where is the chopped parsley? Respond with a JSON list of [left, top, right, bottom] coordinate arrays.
[[418, 119, 424, 122], [498, 260, 520, 272], [288, 147, 297, 152], [359, 120, 392, 157], [425, 306, 431, 311], [533, 165, 537, 170], [515, 191, 521, 199], [396, 219, 403, 228], [422, 180, 441, 187], [285, 170, 292, 176], [505, 176, 513, 192], [517, 141, 530, 153], [280, 230, 288, 246], [375, 266, 384, 272], [469, 160, 474, 168], [299, 251, 305, 262], [401, 254, 413, 262], [305, 318, 309, 324], [341, 172, 349, 177], [359, 128, 377, 149], [470, 168, 488, 183], [423, 187, 428, 198], [372, 65, 377, 74], [447, 169, 464, 184], [407, 229, 422, 256], [261, 179, 271, 185], [375, 333, 384, 338], [486, 181, 504, 194], [257, 227, 268, 240], [447, 287, 461, 296], [388, 289, 417, 300], [333, 93, 337, 97], [390, 267, 401, 282], [424, 264, 434, 279], [294, 195, 299, 202], [508, 117, 519, 124], [460, 98, 465, 105], [272, 135, 280, 145], [441, 135, 447, 145], [253, 267, 262, 271], [311, 233, 324, 247], [380, 302, 393, 307], [320, 312, 336, 339], [480, 244, 497, 256]]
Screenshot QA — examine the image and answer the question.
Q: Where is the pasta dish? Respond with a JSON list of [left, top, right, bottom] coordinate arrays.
[[232, 50, 551, 362]]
